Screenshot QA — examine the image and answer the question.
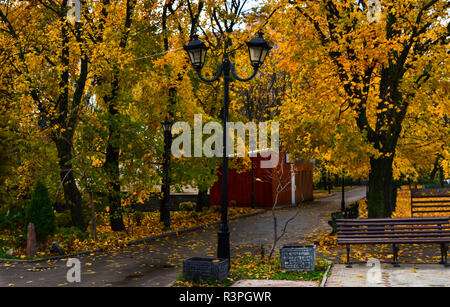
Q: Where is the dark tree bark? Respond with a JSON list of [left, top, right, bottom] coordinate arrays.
[[101, 0, 137, 231], [430, 154, 445, 187], [104, 93, 125, 231], [53, 13, 88, 229], [367, 157, 395, 218], [320, 167, 327, 190], [56, 137, 86, 229], [439, 166, 445, 188], [196, 188, 209, 212], [327, 171, 332, 194]]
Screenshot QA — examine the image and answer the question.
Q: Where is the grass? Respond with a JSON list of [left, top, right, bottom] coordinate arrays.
[[173, 256, 331, 287], [0, 248, 14, 259]]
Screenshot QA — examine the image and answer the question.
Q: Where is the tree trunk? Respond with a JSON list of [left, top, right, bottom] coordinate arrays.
[[251, 158, 255, 208], [196, 188, 209, 212], [99, 0, 137, 232], [104, 102, 125, 231], [429, 156, 440, 182], [89, 189, 97, 240], [55, 138, 86, 230], [439, 166, 445, 187], [367, 156, 395, 218], [320, 168, 327, 189], [327, 171, 332, 194]]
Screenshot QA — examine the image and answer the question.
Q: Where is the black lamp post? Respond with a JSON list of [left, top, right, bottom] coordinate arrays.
[[341, 174, 346, 212], [327, 170, 332, 194], [184, 31, 272, 260], [251, 158, 255, 209], [161, 116, 173, 230]]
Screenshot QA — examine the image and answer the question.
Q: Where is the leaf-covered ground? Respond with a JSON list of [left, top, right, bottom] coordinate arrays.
[[0, 207, 261, 260], [173, 256, 331, 287]]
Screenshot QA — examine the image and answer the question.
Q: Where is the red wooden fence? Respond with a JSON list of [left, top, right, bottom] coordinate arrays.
[[210, 153, 313, 208]]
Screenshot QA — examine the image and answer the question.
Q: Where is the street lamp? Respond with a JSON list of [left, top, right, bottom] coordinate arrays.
[[341, 174, 346, 212], [327, 170, 331, 194], [184, 31, 272, 260], [161, 116, 173, 230]]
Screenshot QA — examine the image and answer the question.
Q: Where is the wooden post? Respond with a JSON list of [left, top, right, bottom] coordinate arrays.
[[89, 189, 97, 240], [26, 222, 36, 257]]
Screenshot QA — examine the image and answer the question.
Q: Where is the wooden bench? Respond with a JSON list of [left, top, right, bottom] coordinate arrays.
[[337, 217, 450, 267], [410, 188, 450, 217]]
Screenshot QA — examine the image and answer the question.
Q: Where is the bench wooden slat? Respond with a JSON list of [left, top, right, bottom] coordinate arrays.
[[339, 230, 450, 236], [410, 188, 450, 217], [412, 201, 450, 204], [337, 221, 448, 227], [410, 188, 450, 198], [338, 233, 450, 239], [411, 195, 450, 198], [336, 216, 450, 266], [339, 232, 450, 236], [338, 225, 450, 232], [338, 240, 450, 245], [338, 238, 450, 244], [412, 210, 450, 214], [337, 218, 450, 242], [338, 217, 449, 223]]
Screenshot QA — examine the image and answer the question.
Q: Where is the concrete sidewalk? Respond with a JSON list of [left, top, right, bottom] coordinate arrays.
[[326, 263, 450, 287]]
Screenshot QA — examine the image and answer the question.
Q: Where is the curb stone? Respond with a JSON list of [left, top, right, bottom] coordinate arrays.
[[0, 210, 266, 264], [319, 263, 333, 287], [0, 248, 105, 264]]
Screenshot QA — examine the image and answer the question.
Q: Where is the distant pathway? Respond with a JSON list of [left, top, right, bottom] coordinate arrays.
[[0, 186, 366, 287]]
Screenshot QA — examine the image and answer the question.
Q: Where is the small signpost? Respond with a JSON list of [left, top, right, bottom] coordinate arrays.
[[280, 245, 316, 271]]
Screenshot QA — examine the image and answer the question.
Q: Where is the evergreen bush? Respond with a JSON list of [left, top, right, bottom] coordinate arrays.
[[25, 180, 56, 241]]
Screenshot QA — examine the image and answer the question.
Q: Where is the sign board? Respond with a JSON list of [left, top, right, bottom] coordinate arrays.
[[280, 245, 316, 271]]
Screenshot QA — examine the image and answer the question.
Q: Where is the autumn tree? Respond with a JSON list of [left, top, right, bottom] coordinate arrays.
[[270, 0, 449, 217], [0, 1, 95, 229]]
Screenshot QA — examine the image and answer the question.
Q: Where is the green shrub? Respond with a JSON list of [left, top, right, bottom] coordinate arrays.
[[0, 248, 14, 259], [57, 226, 86, 244], [0, 207, 24, 231], [25, 180, 56, 242], [55, 211, 72, 228], [179, 201, 196, 211]]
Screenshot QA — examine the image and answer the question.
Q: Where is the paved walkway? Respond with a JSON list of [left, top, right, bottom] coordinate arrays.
[[326, 263, 450, 287], [0, 186, 366, 287]]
